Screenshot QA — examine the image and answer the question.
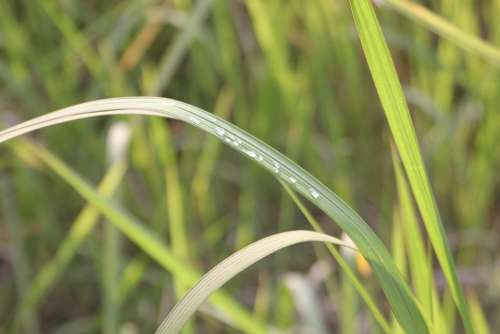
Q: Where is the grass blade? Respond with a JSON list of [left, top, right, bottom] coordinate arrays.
[[0, 97, 427, 333], [348, 1, 473, 332], [192, 87, 234, 218], [468, 292, 490, 334], [102, 122, 131, 334], [5, 139, 267, 333], [155, 230, 351, 334], [391, 150, 432, 316], [280, 181, 391, 334], [150, 0, 214, 95], [0, 176, 40, 333], [381, 0, 500, 67], [11, 149, 127, 330]]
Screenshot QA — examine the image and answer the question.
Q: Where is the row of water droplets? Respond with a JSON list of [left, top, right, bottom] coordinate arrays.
[[186, 113, 321, 201]]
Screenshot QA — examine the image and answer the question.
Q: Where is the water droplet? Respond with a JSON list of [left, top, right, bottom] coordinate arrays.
[[310, 188, 320, 199], [215, 127, 225, 136], [189, 117, 201, 125], [232, 139, 242, 147], [225, 137, 232, 143], [273, 162, 280, 173], [257, 155, 264, 161], [247, 150, 257, 158], [289, 176, 297, 184]]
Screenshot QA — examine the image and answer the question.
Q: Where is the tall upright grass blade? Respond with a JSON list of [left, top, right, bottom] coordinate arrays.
[[391, 147, 449, 332], [155, 230, 351, 334], [102, 122, 131, 334], [468, 292, 491, 334], [150, 119, 190, 296], [348, 1, 473, 332], [192, 88, 234, 218], [381, 0, 500, 67], [0, 176, 40, 333], [391, 150, 432, 317], [390, 218, 406, 334], [151, 0, 214, 95], [0, 97, 427, 332]]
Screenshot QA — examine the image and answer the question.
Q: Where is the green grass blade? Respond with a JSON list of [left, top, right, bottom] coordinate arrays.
[[150, 0, 214, 95], [11, 149, 127, 330], [5, 140, 267, 333], [37, 0, 131, 96], [155, 230, 351, 334], [102, 122, 131, 334], [280, 181, 391, 334], [0, 176, 40, 333], [191, 88, 234, 218], [116, 255, 149, 305], [348, 1, 473, 332], [102, 201, 120, 334], [150, 118, 190, 288], [381, 0, 500, 67], [38, 0, 100, 76], [150, 119, 188, 258], [391, 150, 432, 316], [468, 292, 490, 334], [390, 215, 406, 334], [392, 147, 449, 332], [0, 97, 427, 333], [150, 116, 196, 333]]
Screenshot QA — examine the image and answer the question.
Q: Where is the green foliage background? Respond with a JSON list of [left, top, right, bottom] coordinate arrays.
[[0, 0, 499, 333]]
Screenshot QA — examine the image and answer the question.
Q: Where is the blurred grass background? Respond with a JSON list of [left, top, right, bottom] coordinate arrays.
[[0, 0, 499, 333]]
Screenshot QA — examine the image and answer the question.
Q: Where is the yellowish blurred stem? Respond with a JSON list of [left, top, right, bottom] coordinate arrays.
[[382, 0, 500, 67]]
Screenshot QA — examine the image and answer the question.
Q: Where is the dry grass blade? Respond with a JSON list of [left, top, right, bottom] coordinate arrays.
[[155, 230, 353, 334]]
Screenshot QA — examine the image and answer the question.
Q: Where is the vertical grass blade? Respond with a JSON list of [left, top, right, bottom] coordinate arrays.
[[0, 176, 40, 333], [191, 88, 234, 218], [151, 0, 214, 95], [11, 144, 127, 330], [468, 292, 491, 334], [390, 218, 406, 334], [102, 122, 131, 334], [391, 150, 432, 317], [348, 1, 473, 332]]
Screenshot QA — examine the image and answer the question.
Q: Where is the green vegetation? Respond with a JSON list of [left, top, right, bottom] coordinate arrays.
[[0, 0, 498, 333]]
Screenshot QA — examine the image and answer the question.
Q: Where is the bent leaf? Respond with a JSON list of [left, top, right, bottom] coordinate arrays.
[[0, 97, 427, 332], [156, 230, 351, 334]]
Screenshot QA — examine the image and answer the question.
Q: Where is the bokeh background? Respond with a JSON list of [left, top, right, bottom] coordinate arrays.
[[0, 0, 499, 333]]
